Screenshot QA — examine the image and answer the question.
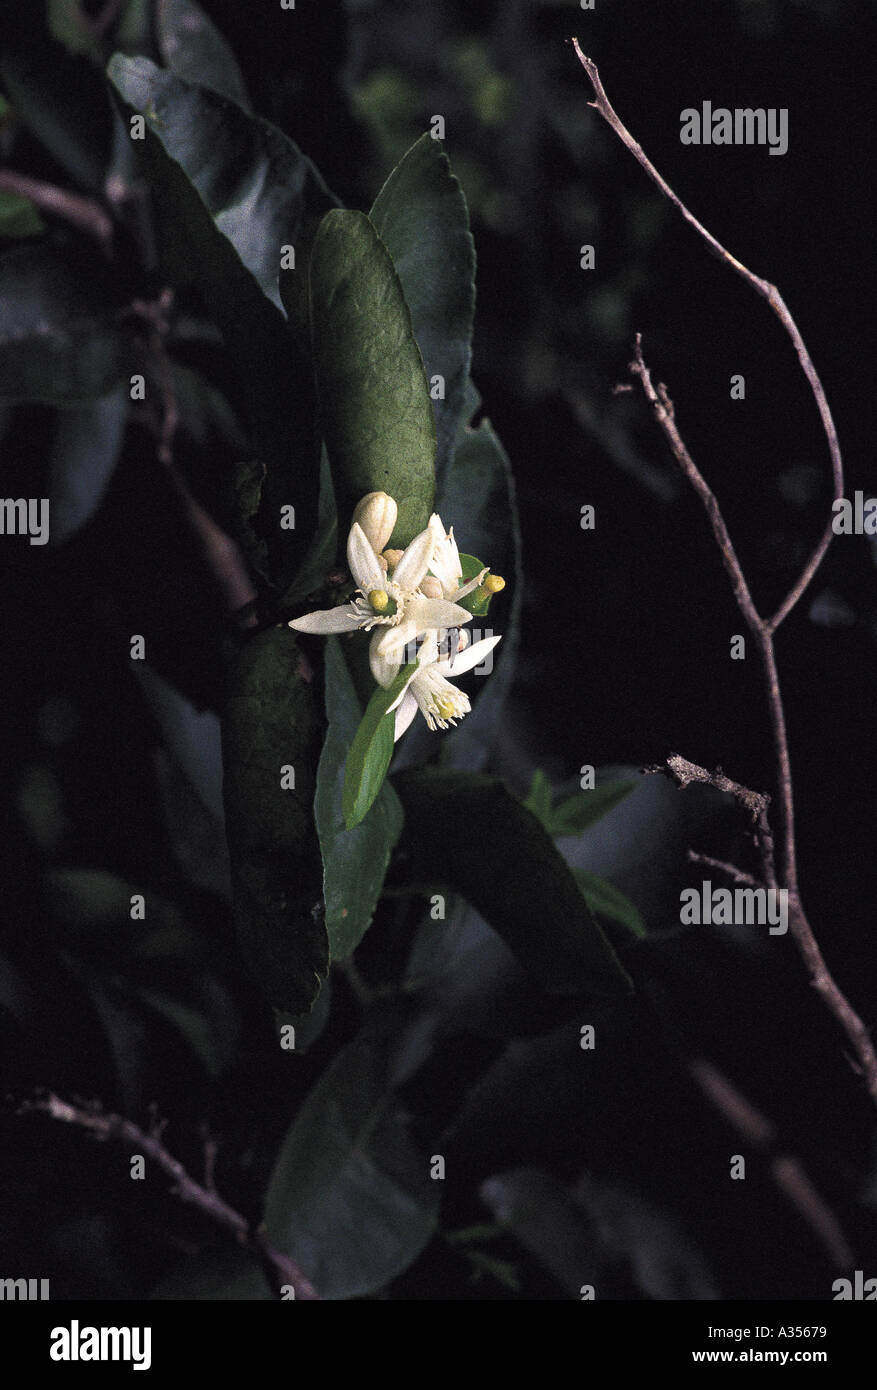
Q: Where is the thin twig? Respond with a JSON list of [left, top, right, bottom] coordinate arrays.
[[569, 39, 844, 626], [0, 169, 113, 246], [570, 46, 877, 1109], [687, 851, 759, 888], [644, 753, 776, 889], [689, 1059, 854, 1270], [19, 1092, 319, 1300]]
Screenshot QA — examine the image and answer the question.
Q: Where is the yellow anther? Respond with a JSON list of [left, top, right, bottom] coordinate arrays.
[[434, 696, 457, 721]]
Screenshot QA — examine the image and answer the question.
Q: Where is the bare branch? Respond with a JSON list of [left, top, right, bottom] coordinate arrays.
[[687, 851, 759, 888], [19, 1093, 319, 1300], [689, 1060, 853, 1270], [0, 169, 112, 246], [569, 39, 844, 633]]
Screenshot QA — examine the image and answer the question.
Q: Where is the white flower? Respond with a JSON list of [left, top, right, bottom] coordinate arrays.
[[427, 518, 487, 601], [289, 514, 470, 642], [387, 630, 502, 740], [351, 491, 398, 554]]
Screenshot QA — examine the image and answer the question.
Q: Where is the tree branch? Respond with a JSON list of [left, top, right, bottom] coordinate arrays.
[[689, 1059, 854, 1271], [19, 1092, 319, 1300], [569, 40, 844, 626], [0, 169, 113, 246]]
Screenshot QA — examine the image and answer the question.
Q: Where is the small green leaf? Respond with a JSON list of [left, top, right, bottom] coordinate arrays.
[[523, 769, 554, 829], [455, 552, 493, 615], [550, 780, 636, 836], [309, 208, 436, 548], [573, 870, 646, 940], [316, 639, 404, 956], [343, 662, 417, 830], [369, 133, 476, 485], [393, 769, 632, 1000]]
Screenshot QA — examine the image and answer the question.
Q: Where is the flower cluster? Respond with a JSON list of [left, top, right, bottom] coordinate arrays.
[[289, 491, 503, 740]]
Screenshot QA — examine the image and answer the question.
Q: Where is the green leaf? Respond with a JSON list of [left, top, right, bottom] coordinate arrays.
[[221, 627, 328, 1014], [343, 661, 417, 831], [550, 780, 636, 836], [0, 244, 130, 403], [0, 190, 44, 238], [316, 639, 404, 957], [439, 383, 522, 769], [155, 0, 251, 111], [455, 552, 493, 615], [309, 208, 436, 548], [573, 870, 646, 940], [523, 769, 554, 828], [393, 769, 632, 999], [369, 133, 475, 484], [264, 1033, 440, 1300], [107, 55, 336, 585]]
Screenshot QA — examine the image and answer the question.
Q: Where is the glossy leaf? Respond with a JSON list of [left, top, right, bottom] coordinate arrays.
[[156, 0, 252, 111], [369, 133, 475, 484], [393, 769, 632, 999], [309, 209, 436, 548], [264, 1032, 440, 1300], [343, 661, 418, 830], [221, 627, 328, 1014], [316, 639, 404, 957], [108, 55, 336, 584]]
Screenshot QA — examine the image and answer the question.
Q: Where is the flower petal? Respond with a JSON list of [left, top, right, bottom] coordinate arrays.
[[405, 594, 473, 635], [393, 691, 419, 741], [434, 633, 501, 676], [347, 522, 384, 592], [392, 522, 438, 592], [288, 606, 363, 634], [369, 628, 403, 686]]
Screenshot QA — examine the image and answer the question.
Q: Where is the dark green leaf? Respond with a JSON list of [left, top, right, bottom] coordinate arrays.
[[316, 639, 404, 957], [369, 133, 475, 484], [156, 0, 252, 111], [0, 190, 44, 238], [309, 208, 436, 548], [264, 1033, 440, 1300], [550, 780, 636, 836], [393, 769, 632, 999], [439, 383, 522, 769], [49, 385, 128, 541], [0, 244, 130, 403], [343, 661, 417, 831], [107, 55, 337, 584], [573, 870, 646, 940], [1, 30, 112, 192], [221, 627, 328, 1014]]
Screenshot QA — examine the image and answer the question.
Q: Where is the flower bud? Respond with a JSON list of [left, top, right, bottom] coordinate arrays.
[[483, 573, 505, 593], [419, 576, 443, 599], [382, 548, 403, 570], [353, 492, 398, 553]]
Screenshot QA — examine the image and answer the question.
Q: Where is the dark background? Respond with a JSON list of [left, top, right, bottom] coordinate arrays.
[[1, 0, 875, 1300]]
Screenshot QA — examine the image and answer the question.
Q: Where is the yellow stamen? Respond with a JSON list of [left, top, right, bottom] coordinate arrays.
[[434, 696, 457, 721]]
